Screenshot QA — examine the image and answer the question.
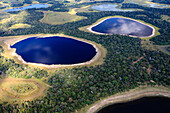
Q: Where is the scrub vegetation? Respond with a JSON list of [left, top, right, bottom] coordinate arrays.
[[0, 10, 31, 31], [0, 0, 169, 113], [161, 15, 170, 22], [0, 77, 49, 104], [11, 84, 36, 94], [9, 23, 31, 29], [40, 11, 86, 25]]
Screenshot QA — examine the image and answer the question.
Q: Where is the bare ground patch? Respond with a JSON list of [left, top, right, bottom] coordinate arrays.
[[132, 56, 144, 64], [0, 76, 50, 104]]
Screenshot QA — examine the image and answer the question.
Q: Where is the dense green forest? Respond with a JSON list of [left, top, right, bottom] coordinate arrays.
[[0, 46, 48, 79], [0, 2, 169, 113], [152, 0, 170, 5]]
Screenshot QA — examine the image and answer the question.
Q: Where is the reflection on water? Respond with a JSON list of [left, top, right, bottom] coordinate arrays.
[[11, 36, 96, 65], [146, 3, 169, 8], [4, 4, 49, 12], [127, 0, 169, 8], [91, 17, 153, 37], [92, 4, 135, 11]]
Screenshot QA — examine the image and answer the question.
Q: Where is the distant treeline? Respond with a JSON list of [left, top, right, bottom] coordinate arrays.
[[0, 2, 169, 113]]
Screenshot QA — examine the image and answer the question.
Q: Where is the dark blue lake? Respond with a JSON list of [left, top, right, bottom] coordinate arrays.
[[4, 4, 49, 12], [11, 36, 97, 65], [98, 96, 170, 113], [91, 17, 153, 37]]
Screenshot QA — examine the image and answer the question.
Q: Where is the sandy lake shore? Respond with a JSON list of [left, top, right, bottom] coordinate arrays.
[[87, 16, 156, 38], [1, 34, 106, 69], [85, 86, 170, 113]]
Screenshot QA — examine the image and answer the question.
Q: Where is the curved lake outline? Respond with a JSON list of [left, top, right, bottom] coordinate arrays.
[[4, 4, 49, 12], [3, 34, 106, 69], [85, 86, 170, 113], [91, 4, 135, 12], [87, 16, 157, 38], [97, 96, 170, 113], [11, 36, 97, 65]]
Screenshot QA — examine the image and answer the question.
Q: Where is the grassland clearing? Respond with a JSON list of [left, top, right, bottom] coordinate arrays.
[[141, 39, 170, 55], [0, 10, 31, 30], [9, 23, 31, 29], [69, 8, 77, 15], [0, 1, 10, 8], [141, 39, 156, 51], [155, 45, 170, 55], [0, 76, 49, 104], [40, 11, 86, 25], [161, 15, 170, 22]]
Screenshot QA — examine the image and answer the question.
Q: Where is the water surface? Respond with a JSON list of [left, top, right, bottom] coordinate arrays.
[[11, 36, 96, 65], [92, 4, 135, 11], [91, 17, 153, 37], [146, 3, 169, 8], [98, 96, 170, 113], [127, 1, 169, 8], [4, 4, 49, 12]]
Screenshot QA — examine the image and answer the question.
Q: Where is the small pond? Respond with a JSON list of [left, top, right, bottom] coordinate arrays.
[[90, 17, 153, 37], [128, 1, 169, 8], [146, 3, 169, 8], [11, 36, 97, 65], [97, 96, 170, 113], [92, 4, 135, 11], [4, 4, 49, 12]]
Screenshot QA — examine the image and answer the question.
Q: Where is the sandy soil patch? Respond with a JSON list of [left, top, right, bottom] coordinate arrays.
[[0, 76, 49, 104], [132, 56, 144, 64]]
